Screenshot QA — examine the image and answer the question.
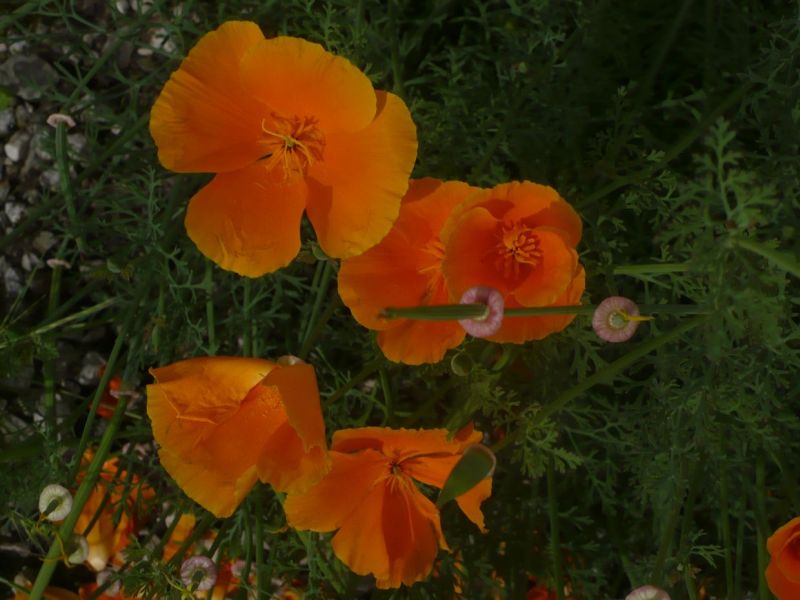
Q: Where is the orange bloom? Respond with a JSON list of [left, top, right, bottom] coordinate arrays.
[[441, 181, 584, 343], [150, 21, 417, 277], [338, 178, 478, 364], [147, 356, 329, 517], [284, 426, 492, 589], [74, 452, 154, 571], [161, 512, 198, 562], [766, 516, 800, 599]]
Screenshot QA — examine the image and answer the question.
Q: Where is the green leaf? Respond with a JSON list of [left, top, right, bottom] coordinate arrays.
[[436, 444, 495, 508]]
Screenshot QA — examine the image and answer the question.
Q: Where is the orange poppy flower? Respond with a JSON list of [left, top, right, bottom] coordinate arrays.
[[74, 452, 154, 572], [147, 356, 329, 517], [338, 178, 478, 364], [284, 426, 492, 589], [766, 516, 800, 599], [441, 181, 584, 343], [150, 21, 417, 277]]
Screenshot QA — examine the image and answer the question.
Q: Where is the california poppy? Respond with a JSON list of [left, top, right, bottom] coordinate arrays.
[[766, 516, 800, 599], [74, 451, 154, 572], [338, 178, 477, 364], [284, 426, 492, 588], [150, 21, 417, 276], [146, 356, 329, 517], [441, 181, 584, 343]]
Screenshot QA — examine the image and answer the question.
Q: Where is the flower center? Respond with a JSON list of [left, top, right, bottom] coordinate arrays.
[[494, 221, 542, 280], [260, 113, 325, 179]]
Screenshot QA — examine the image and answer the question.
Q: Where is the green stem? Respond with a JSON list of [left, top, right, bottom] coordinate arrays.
[[0, 297, 118, 351], [379, 368, 394, 426], [28, 397, 129, 600], [547, 457, 565, 600], [678, 463, 701, 600], [613, 263, 691, 276], [300, 261, 335, 358], [54, 122, 85, 252], [651, 459, 693, 585], [732, 237, 800, 279], [493, 316, 706, 454], [242, 279, 253, 357], [254, 487, 265, 599], [720, 468, 735, 599], [734, 505, 744, 600], [204, 262, 217, 354], [299, 295, 341, 361], [324, 357, 383, 407], [755, 456, 769, 600], [382, 303, 707, 322]]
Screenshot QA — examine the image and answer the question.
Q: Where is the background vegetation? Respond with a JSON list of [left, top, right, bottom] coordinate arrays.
[[1, 0, 798, 598]]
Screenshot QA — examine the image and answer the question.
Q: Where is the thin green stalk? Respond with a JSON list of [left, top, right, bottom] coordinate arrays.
[[242, 279, 253, 357], [0, 298, 118, 351], [28, 397, 129, 600], [493, 316, 706, 453], [299, 295, 341, 361], [324, 357, 384, 407], [237, 508, 253, 600], [54, 122, 85, 252], [734, 506, 745, 600], [76, 113, 149, 185], [720, 469, 735, 598], [69, 290, 147, 481], [651, 460, 692, 585], [547, 457, 565, 600], [254, 487, 265, 599], [43, 244, 67, 434], [732, 237, 800, 279], [379, 367, 394, 426], [204, 262, 217, 354], [165, 513, 215, 569], [382, 303, 707, 321], [678, 463, 701, 600], [300, 261, 334, 358], [755, 456, 769, 600], [613, 263, 691, 276]]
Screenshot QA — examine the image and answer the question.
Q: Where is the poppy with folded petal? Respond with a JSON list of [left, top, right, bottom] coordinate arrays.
[[338, 178, 478, 364], [150, 21, 417, 276], [146, 356, 329, 517], [766, 515, 800, 599], [284, 425, 492, 589], [441, 181, 584, 343]]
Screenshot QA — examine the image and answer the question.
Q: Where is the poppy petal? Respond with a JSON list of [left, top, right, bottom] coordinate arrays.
[[454, 477, 492, 533], [766, 559, 800, 599], [512, 228, 578, 306], [255, 364, 330, 492], [147, 357, 277, 517], [488, 265, 585, 343], [502, 182, 582, 246], [306, 91, 417, 258], [768, 517, 800, 556], [240, 36, 377, 134], [776, 530, 800, 582], [377, 320, 465, 365], [333, 427, 482, 462], [442, 206, 510, 297], [284, 450, 388, 532], [184, 163, 307, 277], [150, 21, 267, 173]]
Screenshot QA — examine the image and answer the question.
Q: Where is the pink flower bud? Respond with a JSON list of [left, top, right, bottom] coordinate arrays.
[[626, 585, 670, 600], [180, 556, 217, 591], [458, 286, 504, 338], [592, 296, 648, 343]]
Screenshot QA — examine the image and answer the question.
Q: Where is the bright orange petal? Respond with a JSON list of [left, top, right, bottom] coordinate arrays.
[[767, 559, 800, 599], [512, 228, 578, 306], [333, 427, 481, 462], [488, 265, 585, 343], [776, 529, 800, 583], [255, 363, 329, 492], [501, 181, 582, 247], [240, 36, 376, 134], [147, 357, 277, 517], [377, 319, 465, 365], [284, 449, 389, 532], [184, 163, 307, 277], [306, 91, 417, 258], [150, 21, 266, 173], [331, 475, 445, 589], [769, 517, 800, 556], [455, 477, 492, 533]]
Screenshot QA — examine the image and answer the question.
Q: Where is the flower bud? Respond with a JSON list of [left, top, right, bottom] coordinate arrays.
[[458, 286, 504, 338], [592, 296, 650, 343], [180, 556, 217, 591], [38, 484, 72, 521], [626, 585, 670, 600]]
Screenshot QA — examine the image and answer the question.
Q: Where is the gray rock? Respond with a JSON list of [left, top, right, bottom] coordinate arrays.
[[41, 168, 60, 190], [14, 103, 32, 128], [32, 128, 53, 161], [8, 41, 27, 55], [0, 109, 14, 137], [4, 130, 29, 162], [3, 263, 22, 295], [33, 230, 57, 253], [0, 55, 58, 101], [4, 201, 26, 224], [21, 252, 42, 272], [67, 133, 87, 157], [78, 351, 106, 386]]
